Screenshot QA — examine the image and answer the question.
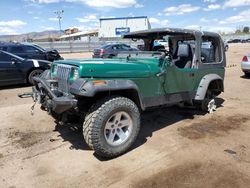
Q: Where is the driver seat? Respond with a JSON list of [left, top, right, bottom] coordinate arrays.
[[173, 43, 193, 68]]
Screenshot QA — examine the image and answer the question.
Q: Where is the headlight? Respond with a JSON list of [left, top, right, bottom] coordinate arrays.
[[53, 65, 58, 74], [72, 68, 79, 79]]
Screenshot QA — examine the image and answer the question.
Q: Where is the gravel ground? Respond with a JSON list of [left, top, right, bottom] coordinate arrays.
[[0, 44, 250, 188]]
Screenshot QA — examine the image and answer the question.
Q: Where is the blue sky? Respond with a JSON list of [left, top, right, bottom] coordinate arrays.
[[0, 0, 250, 35]]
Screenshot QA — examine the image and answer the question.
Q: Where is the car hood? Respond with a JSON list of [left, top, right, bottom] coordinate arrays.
[[54, 58, 161, 78]]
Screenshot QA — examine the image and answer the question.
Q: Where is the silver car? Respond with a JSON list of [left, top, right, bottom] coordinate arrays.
[[241, 55, 250, 76]]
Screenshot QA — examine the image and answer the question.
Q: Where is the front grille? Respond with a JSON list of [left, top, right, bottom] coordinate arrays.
[[56, 64, 74, 93]]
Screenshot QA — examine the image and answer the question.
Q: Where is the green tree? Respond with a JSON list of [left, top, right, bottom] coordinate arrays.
[[243, 26, 250, 33]]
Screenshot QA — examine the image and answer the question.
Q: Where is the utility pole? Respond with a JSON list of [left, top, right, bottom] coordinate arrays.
[[54, 10, 64, 34]]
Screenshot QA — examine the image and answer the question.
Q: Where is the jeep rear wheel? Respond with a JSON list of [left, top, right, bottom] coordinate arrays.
[[201, 90, 216, 113], [83, 97, 140, 158]]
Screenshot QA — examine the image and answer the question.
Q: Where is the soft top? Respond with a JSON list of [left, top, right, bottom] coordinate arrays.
[[123, 27, 221, 39]]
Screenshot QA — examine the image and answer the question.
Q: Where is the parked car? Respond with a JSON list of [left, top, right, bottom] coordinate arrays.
[[241, 55, 250, 77], [0, 50, 51, 86], [93, 43, 139, 58], [224, 41, 229, 51], [227, 39, 242, 43], [0, 42, 62, 62], [32, 28, 225, 158], [241, 39, 250, 43]]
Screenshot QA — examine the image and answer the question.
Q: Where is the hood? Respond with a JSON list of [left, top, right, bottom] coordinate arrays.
[[46, 49, 59, 53], [54, 58, 161, 78]]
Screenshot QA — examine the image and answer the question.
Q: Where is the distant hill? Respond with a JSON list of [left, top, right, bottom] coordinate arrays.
[[0, 30, 62, 42]]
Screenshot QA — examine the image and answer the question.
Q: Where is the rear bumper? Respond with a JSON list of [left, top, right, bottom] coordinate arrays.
[[241, 61, 250, 72], [92, 54, 102, 58], [33, 77, 77, 114]]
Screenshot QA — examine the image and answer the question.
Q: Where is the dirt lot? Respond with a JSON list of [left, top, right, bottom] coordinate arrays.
[[0, 44, 250, 188]]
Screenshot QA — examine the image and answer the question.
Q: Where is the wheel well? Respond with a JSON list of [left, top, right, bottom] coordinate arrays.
[[95, 89, 142, 110], [77, 89, 143, 112], [208, 79, 224, 96]]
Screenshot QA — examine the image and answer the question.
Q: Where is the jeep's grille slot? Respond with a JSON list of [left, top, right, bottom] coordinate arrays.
[[56, 64, 72, 93]]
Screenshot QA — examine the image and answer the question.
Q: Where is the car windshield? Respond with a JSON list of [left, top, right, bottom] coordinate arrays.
[[100, 44, 111, 49], [32, 44, 46, 52]]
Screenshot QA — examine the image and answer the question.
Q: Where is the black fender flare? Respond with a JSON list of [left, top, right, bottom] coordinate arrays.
[[70, 79, 145, 110]]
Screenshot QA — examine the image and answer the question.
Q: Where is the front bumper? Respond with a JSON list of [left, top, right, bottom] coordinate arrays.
[[33, 77, 77, 114]]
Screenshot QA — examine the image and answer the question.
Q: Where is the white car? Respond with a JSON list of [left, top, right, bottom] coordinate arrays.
[[241, 55, 250, 76]]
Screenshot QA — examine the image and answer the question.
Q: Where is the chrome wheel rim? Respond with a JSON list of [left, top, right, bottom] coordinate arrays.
[[104, 111, 133, 146], [207, 99, 216, 113]]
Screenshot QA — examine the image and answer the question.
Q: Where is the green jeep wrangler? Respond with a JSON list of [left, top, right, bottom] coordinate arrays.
[[32, 28, 225, 158]]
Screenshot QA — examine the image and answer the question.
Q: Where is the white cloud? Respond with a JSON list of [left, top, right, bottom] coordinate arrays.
[[219, 9, 250, 24], [206, 26, 235, 33], [185, 25, 200, 30], [80, 0, 137, 8], [0, 20, 27, 28], [40, 26, 56, 30], [149, 18, 160, 24], [28, 0, 138, 8], [185, 24, 234, 34], [204, 4, 221, 11], [160, 19, 169, 26], [0, 20, 26, 35], [134, 3, 144, 8], [49, 17, 58, 21], [164, 4, 200, 16], [200, 18, 218, 23], [224, 0, 250, 8], [0, 27, 18, 35], [203, 0, 217, 3], [149, 17, 169, 26], [76, 14, 98, 23], [29, 0, 60, 3]]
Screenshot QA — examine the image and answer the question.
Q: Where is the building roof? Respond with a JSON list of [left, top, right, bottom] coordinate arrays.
[[100, 16, 147, 21], [59, 29, 98, 39]]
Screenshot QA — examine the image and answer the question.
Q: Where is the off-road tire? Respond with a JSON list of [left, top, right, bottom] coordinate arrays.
[[28, 69, 44, 85], [83, 97, 140, 158], [244, 72, 250, 77], [201, 90, 216, 113]]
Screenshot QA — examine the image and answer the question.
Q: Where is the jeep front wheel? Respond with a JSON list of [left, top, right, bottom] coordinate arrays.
[[83, 97, 140, 158]]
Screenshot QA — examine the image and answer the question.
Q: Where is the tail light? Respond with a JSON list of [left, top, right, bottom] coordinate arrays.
[[100, 49, 106, 56], [242, 56, 248, 62]]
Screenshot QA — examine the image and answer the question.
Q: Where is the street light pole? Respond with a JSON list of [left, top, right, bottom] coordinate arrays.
[[54, 10, 64, 34]]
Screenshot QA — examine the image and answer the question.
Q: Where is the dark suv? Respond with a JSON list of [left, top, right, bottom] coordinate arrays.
[[0, 42, 62, 62]]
